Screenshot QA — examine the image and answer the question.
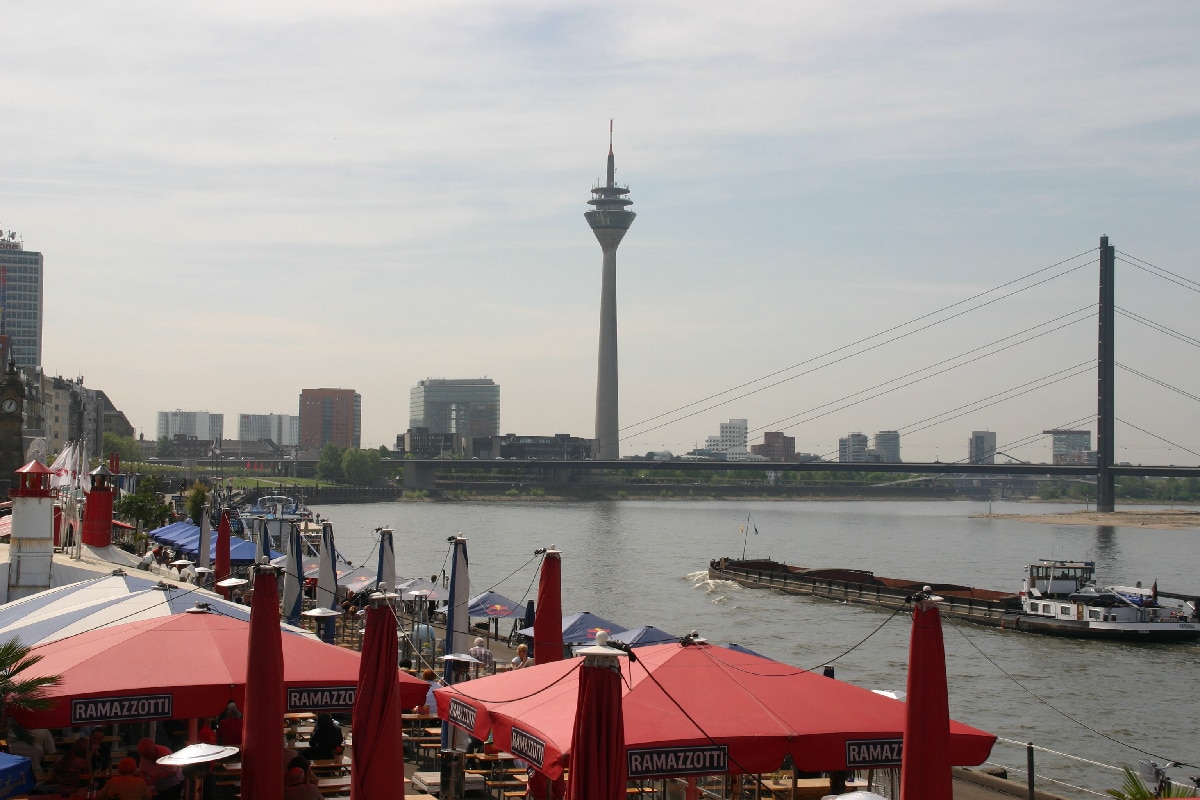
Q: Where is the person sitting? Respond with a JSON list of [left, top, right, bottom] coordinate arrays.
[[217, 700, 243, 746], [419, 668, 442, 715], [136, 737, 184, 800], [88, 726, 113, 774], [283, 766, 322, 800], [98, 757, 150, 800], [304, 713, 344, 761], [511, 643, 532, 669], [49, 738, 91, 795]]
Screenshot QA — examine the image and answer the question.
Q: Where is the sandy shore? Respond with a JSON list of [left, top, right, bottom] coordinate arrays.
[[976, 508, 1200, 529]]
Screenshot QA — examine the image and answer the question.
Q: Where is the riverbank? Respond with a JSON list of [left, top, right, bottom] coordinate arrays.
[[976, 508, 1200, 529]]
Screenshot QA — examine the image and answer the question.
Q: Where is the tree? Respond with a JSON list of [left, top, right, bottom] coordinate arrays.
[[1107, 765, 1196, 799], [155, 436, 176, 458], [103, 432, 143, 464], [316, 444, 345, 483], [0, 637, 61, 725], [342, 448, 381, 486], [115, 474, 172, 531], [186, 480, 210, 525]]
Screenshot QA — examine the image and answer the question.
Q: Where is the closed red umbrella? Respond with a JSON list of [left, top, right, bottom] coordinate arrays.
[[900, 595, 953, 800], [352, 591, 404, 800], [215, 511, 233, 599], [242, 563, 284, 800], [534, 548, 563, 665], [566, 633, 627, 800]]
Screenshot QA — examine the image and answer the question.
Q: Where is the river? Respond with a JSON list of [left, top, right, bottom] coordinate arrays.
[[309, 498, 1200, 799]]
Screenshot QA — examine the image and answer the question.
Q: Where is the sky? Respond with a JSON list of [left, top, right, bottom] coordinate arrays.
[[4, 1, 1199, 464]]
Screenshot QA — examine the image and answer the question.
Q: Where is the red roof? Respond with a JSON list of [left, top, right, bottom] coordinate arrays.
[[15, 459, 52, 475]]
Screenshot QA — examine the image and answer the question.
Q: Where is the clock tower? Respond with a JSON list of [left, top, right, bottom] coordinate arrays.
[[0, 359, 25, 494]]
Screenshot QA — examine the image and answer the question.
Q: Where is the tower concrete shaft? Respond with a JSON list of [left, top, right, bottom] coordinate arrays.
[[584, 130, 635, 460]]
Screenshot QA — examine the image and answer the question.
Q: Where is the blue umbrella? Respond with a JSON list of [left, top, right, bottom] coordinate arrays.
[[0, 752, 35, 797], [518, 611, 628, 645], [608, 625, 678, 647], [723, 642, 770, 659], [468, 591, 522, 618]]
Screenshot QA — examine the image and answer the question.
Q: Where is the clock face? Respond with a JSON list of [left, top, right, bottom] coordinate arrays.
[[0, 399, 15, 414]]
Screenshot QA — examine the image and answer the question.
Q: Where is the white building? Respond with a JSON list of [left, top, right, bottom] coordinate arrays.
[[839, 432, 869, 462], [157, 410, 224, 442], [239, 413, 299, 446], [705, 419, 750, 459]]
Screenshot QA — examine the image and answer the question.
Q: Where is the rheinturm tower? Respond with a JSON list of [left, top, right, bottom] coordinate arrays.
[[584, 124, 635, 460]]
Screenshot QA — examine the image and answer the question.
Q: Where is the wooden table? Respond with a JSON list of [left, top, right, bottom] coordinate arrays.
[[764, 778, 831, 800]]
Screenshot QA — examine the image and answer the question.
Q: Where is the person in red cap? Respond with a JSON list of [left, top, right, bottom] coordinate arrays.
[[98, 757, 150, 800], [135, 738, 183, 800], [284, 765, 321, 800]]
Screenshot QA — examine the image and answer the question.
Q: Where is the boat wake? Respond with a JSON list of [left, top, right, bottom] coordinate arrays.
[[686, 570, 741, 605]]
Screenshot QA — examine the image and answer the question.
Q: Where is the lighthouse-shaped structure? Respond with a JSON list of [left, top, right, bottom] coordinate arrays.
[[7, 460, 55, 601], [81, 464, 114, 548], [584, 123, 636, 461]]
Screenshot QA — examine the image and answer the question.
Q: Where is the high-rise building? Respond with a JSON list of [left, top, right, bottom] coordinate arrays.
[[705, 419, 749, 458], [157, 410, 224, 442], [239, 413, 300, 446], [0, 232, 44, 369], [752, 431, 796, 462], [409, 379, 500, 440], [839, 432, 869, 462], [299, 389, 361, 449], [874, 431, 901, 463], [1044, 429, 1093, 465], [969, 431, 997, 464], [585, 124, 636, 460]]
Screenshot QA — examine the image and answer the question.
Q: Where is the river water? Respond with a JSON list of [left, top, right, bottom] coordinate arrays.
[[310, 498, 1200, 799]]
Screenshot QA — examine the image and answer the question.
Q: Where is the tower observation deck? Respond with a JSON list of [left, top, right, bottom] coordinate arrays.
[[585, 124, 635, 461]]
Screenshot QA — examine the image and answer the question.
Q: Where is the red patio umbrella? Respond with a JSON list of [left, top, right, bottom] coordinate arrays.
[[242, 563, 284, 800], [437, 641, 994, 780], [534, 548, 563, 665], [13, 608, 428, 729], [565, 633, 627, 800], [900, 596, 953, 800], [352, 592, 404, 800], [215, 511, 233, 599]]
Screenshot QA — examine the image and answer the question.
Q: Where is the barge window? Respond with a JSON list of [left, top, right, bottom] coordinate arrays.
[[1059, 606, 1071, 616], [1088, 609, 1101, 620]]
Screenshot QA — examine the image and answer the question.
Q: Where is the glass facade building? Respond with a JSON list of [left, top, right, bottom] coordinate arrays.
[[409, 379, 500, 439], [0, 240, 44, 369]]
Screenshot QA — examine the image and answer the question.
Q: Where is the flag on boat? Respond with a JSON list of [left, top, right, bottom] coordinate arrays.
[[49, 443, 76, 489]]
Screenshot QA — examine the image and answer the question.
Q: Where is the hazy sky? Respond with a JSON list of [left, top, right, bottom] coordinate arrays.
[[5, 1, 1199, 463]]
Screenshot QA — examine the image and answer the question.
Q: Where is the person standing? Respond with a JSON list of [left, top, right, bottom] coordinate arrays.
[[468, 637, 493, 676]]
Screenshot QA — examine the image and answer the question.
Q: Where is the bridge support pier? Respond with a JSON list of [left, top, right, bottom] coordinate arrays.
[[403, 462, 437, 492]]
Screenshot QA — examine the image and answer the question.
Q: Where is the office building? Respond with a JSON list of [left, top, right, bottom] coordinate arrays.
[[969, 431, 997, 465], [239, 413, 300, 446], [751, 431, 796, 462], [839, 432, 869, 463], [1044, 429, 1094, 465], [409, 378, 500, 440], [585, 125, 636, 460], [299, 389, 361, 449], [0, 232, 43, 369], [874, 431, 901, 463], [157, 410, 224, 442]]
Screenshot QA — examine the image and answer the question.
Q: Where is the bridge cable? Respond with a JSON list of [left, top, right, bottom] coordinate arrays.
[[1116, 251, 1200, 294], [1114, 417, 1200, 461], [617, 249, 1097, 444], [1115, 307, 1200, 349], [1117, 363, 1200, 405]]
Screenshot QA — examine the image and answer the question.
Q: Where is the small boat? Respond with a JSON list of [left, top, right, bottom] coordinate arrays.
[[1004, 559, 1200, 642], [241, 495, 312, 522]]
